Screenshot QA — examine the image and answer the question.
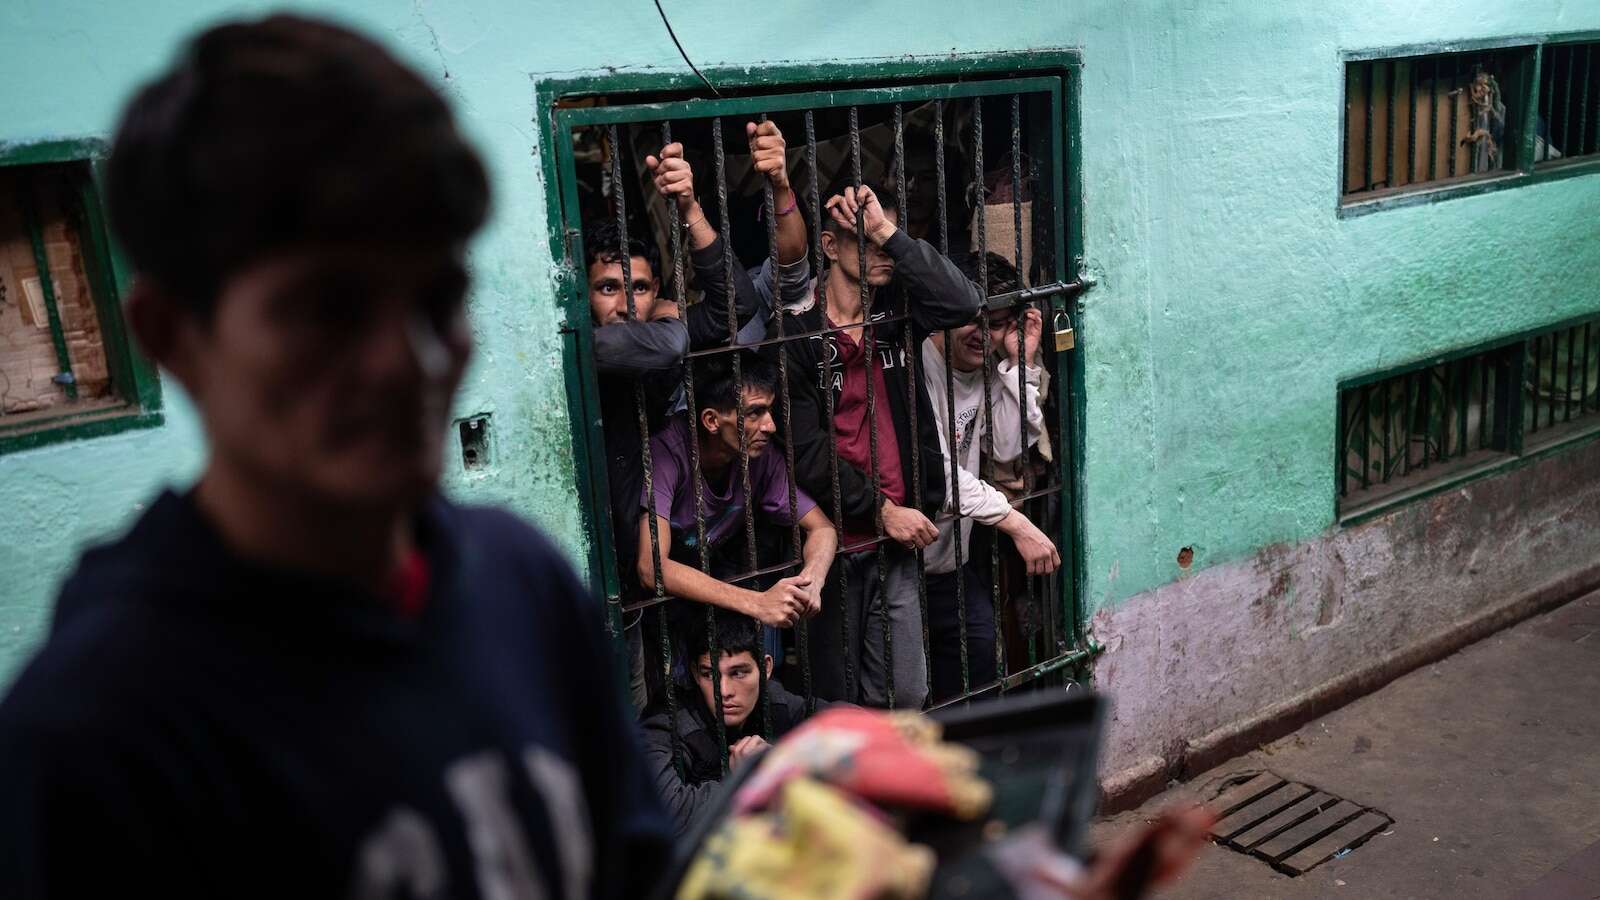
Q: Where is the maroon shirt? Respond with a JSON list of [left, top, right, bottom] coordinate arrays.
[[828, 316, 907, 549]]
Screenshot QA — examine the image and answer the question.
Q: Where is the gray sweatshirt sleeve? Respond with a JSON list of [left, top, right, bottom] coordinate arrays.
[[639, 714, 722, 839], [591, 319, 690, 376], [750, 255, 813, 311]]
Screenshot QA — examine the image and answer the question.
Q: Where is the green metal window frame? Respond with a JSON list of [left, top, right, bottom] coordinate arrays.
[[0, 138, 162, 454], [532, 52, 1096, 677], [1336, 308, 1600, 525], [1338, 30, 1600, 218]]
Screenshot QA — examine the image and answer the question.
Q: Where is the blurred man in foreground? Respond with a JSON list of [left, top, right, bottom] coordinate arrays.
[[0, 15, 670, 896]]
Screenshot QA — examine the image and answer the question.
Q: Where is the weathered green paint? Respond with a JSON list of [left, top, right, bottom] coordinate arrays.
[[2, 1, 1600, 689]]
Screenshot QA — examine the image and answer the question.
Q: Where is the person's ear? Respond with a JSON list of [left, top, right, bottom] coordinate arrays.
[[126, 277, 202, 389], [763, 654, 774, 679], [699, 407, 720, 435], [820, 229, 838, 263]]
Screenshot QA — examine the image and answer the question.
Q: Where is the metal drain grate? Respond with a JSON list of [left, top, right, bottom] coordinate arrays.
[[1203, 771, 1393, 876]]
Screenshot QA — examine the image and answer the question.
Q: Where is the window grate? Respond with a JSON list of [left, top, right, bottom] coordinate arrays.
[[1338, 314, 1600, 518], [1536, 41, 1600, 165], [1525, 318, 1600, 447], [0, 156, 159, 453], [1342, 47, 1529, 201], [548, 70, 1088, 749]]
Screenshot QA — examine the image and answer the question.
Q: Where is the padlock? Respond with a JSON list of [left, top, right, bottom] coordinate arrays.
[[1052, 310, 1075, 352]]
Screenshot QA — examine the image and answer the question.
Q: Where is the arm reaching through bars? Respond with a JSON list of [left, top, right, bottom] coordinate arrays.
[[636, 514, 812, 627], [647, 141, 761, 350]]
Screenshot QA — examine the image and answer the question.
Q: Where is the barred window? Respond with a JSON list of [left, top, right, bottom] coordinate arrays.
[[1337, 314, 1600, 520], [547, 71, 1089, 747], [1535, 41, 1600, 166], [1341, 47, 1530, 201], [0, 153, 160, 453]]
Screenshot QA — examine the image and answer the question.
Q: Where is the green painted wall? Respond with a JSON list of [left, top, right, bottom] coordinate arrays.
[[1, 1, 1597, 685]]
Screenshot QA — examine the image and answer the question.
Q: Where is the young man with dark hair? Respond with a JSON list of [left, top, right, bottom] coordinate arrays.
[[639, 611, 809, 838], [638, 352, 836, 628], [778, 181, 982, 710], [922, 251, 1060, 702], [0, 15, 670, 896]]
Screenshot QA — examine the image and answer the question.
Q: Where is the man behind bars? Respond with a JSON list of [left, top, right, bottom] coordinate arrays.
[[592, 128, 799, 705], [636, 351, 836, 630], [922, 251, 1061, 703], [639, 611, 810, 838], [777, 181, 983, 710], [0, 15, 672, 896]]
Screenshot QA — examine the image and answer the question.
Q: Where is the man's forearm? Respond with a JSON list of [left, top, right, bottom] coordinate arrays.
[[659, 557, 758, 613], [773, 185, 806, 264], [683, 200, 717, 251], [798, 524, 838, 583]]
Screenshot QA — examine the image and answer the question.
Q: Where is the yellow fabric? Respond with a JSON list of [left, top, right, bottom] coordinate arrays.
[[676, 778, 935, 900]]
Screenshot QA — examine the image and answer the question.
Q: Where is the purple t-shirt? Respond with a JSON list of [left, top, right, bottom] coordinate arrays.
[[643, 417, 817, 551]]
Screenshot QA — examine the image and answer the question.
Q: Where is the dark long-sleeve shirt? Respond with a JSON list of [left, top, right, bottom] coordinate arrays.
[[592, 235, 760, 597], [639, 679, 808, 839], [0, 490, 672, 898], [773, 230, 982, 539]]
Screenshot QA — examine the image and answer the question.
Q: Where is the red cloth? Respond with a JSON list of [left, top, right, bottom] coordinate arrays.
[[828, 319, 906, 549], [388, 548, 430, 619]]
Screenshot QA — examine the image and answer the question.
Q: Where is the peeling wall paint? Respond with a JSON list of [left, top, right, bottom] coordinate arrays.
[[1093, 440, 1600, 779], [1, 0, 1598, 686]]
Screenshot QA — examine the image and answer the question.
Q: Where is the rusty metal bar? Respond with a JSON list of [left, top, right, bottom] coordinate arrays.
[[973, 96, 1007, 693], [849, 105, 896, 708], [762, 112, 811, 709], [894, 103, 934, 700], [806, 110, 853, 705], [935, 98, 969, 697]]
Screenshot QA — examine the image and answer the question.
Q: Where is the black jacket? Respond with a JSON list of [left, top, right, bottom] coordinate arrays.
[[639, 679, 809, 838], [0, 490, 672, 898], [774, 230, 982, 537], [592, 235, 760, 597]]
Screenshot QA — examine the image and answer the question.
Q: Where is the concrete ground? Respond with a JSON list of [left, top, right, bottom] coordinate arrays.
[[1094, 588, 1600, 900]]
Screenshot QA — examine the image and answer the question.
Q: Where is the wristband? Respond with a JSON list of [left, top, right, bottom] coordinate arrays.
[[776, 193, 799, 216]]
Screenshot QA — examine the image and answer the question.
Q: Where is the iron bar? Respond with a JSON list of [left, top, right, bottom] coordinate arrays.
[[1359, 385, 1371, 487], [1381, 378, 1392, 482], [1429, 57, 1440, 181], [1339, 392, 1349, 497], [1386, 59, 1397, 188], [1446, 56, 1458, 179], [1563, 325, 1577, 423], [894, 103, 934, 701], [1406, 59, 1417, 184], [608, 126, 671, 749], [663, 119, 697, 778], [1582, 323, 1592, 414], [1564, 46, 1577, 158], [18, 178, 77, 401], [1479, 354, 1490, 450], [1580, 45, 1593, 157], [1011, 92, 1040, 677], [935, 99, 969, 698], [848, 106, 896, 709], [973, 97, 1007, 692], [1365, 61, 1375, 190], [1548, 331, 1559, 429], [1531, 335, 1542, 435], [806, 111, 854, 707]]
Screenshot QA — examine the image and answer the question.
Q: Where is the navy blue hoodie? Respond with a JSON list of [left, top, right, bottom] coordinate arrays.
[[0, 490, 672, 898]]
